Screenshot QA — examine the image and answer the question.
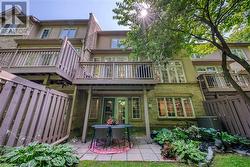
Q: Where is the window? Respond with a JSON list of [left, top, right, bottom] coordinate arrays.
[[3, 24, 17, 28], [59, 28, 77, 38], [111, 38, 125, 48], [196, 66, 222, 74], [1, 24, 17, 34], [191, 54, 203, 59], [231, 48, 247, 60], [157, 97, 194, 118], [161, 61, 186, 83], [40, 28, 50, 39], [89, 98, 101, 119], [132, 97, 141, 119]]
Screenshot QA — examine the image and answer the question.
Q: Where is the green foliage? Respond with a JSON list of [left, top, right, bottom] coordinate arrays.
[[161, 142, 176, 159], [218, 132, 238, 145], [229, 26, 250, 42], [172, 128, 188, 141], [199, 128, 218, 141], [113, 0, 250, 64], [0, 143, 79, 167], [172, 140, 207, 164], [153, 129, 175, 144]]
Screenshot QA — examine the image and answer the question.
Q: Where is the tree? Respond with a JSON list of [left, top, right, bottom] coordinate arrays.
[[230, 26, 250, 42], [113, 0, 250, 102]]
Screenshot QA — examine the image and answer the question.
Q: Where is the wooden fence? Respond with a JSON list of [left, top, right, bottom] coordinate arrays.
[[203, 95, 250, 138], [0, 70, 73, 147]]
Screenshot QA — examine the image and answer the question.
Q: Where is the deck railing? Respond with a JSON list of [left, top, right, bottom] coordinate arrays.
[[199, 73, 250, 91], [0, 38, 80, 81], [74, 62, 157, 84]]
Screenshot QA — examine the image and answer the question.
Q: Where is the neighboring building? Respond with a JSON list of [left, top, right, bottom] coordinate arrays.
[[192, 43, 250, 100], [0, 10, 206, 141]]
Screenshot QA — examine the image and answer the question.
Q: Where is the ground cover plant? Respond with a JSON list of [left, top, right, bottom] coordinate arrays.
[[153, 126, 250, 164], [0, 142, 79, 167]]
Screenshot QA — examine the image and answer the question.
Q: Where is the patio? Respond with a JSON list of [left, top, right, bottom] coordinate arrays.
[[70, 137, 166, 161]]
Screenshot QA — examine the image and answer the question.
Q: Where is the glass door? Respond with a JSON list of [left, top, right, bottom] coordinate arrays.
[[102, 98, 115, 124], [102, 97, 128, 124], [116, 97, 128, 124]]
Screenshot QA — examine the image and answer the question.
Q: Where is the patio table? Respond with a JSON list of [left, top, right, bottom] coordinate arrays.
[[90, 124, 133, 148]]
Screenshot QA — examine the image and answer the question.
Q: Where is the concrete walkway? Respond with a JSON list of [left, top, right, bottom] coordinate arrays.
[[69, 137, 167, 161]]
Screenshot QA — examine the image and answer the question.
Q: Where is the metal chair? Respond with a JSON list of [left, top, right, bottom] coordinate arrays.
[[91, 127, 109, 149], [111, 127, 126, 148]]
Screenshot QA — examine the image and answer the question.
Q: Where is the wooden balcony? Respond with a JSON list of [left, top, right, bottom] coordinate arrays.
[[73, 62, 158, 84], [0, 39, 80, 82], [198, 73, 250, 92]]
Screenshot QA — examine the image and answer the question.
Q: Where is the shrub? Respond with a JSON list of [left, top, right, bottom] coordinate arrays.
[[153, 129, 175, 144], [172, 127, 188, 141], [172, 140, 207, 164], [161, 142, 176, 159], [218, 132, 238, 145], [0, 142, 79, 167]]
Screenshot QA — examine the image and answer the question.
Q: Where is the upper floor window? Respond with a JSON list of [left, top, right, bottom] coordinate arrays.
[[161, 61, 186, 83], [191, 53, 203, 59], [231, 48, 247, 60], [111, 38, 125, 48], [40, 28, 50, 39], [59, 28, 77, 38], [157, 97, 194, 118], [1, 24, 17, 34], [196, 66, 222, 74], [3, 24, 17, 28]]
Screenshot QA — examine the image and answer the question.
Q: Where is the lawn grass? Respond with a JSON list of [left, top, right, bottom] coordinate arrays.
[[212, 153, 250, 167], [78, 154, 250, 167]]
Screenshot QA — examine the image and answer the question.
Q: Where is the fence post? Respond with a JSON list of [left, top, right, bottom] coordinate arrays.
[[56, 37, 68, 69], [8, 49, 19, 68]]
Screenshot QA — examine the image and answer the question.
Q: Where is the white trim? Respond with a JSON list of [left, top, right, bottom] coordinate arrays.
[[132, 97, 141, 119]]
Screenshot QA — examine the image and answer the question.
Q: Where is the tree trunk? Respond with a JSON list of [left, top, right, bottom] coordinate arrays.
[[213, 26, 250, 75], [221, 52, 250, 103]]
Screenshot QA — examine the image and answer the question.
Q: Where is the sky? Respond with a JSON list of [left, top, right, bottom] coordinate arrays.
[[29, 0, 129, 30]]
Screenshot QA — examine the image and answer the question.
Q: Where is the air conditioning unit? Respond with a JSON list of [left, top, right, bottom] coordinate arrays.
[[196, 116, 222, 130]]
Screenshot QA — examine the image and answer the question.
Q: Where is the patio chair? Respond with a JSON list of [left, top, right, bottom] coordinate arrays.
[[91, 128, 109, 149], [111, 127, 126, 148]]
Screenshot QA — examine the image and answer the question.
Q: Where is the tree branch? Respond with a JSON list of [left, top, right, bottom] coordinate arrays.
[[221, 52, 250, 102], [215, 0, 241, 25]]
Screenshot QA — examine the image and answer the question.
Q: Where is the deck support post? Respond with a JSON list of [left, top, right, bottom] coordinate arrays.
[[81, 86, 92, 143], [143, 87, 152, 143]]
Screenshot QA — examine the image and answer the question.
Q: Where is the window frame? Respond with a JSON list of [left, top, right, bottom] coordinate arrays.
[[40, 28, 51, 39], [160, 61, 187, 83], [111, 38, 125, 49], [230, 48, 247, 60], [131, 97, 141, 119], [157, 97, 195, 118], [59, 28, 77, 39], [195, 66, 223, 74], [89, 97, 101, 119]]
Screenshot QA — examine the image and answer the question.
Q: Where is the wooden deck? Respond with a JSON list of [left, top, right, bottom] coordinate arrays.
[[198, 73, 250, 92], [73, 62, 159, 84], [0, 38, 80, 82]]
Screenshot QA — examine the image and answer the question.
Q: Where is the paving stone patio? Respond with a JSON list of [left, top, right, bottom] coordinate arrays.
[[69, 137, 166, 161]]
